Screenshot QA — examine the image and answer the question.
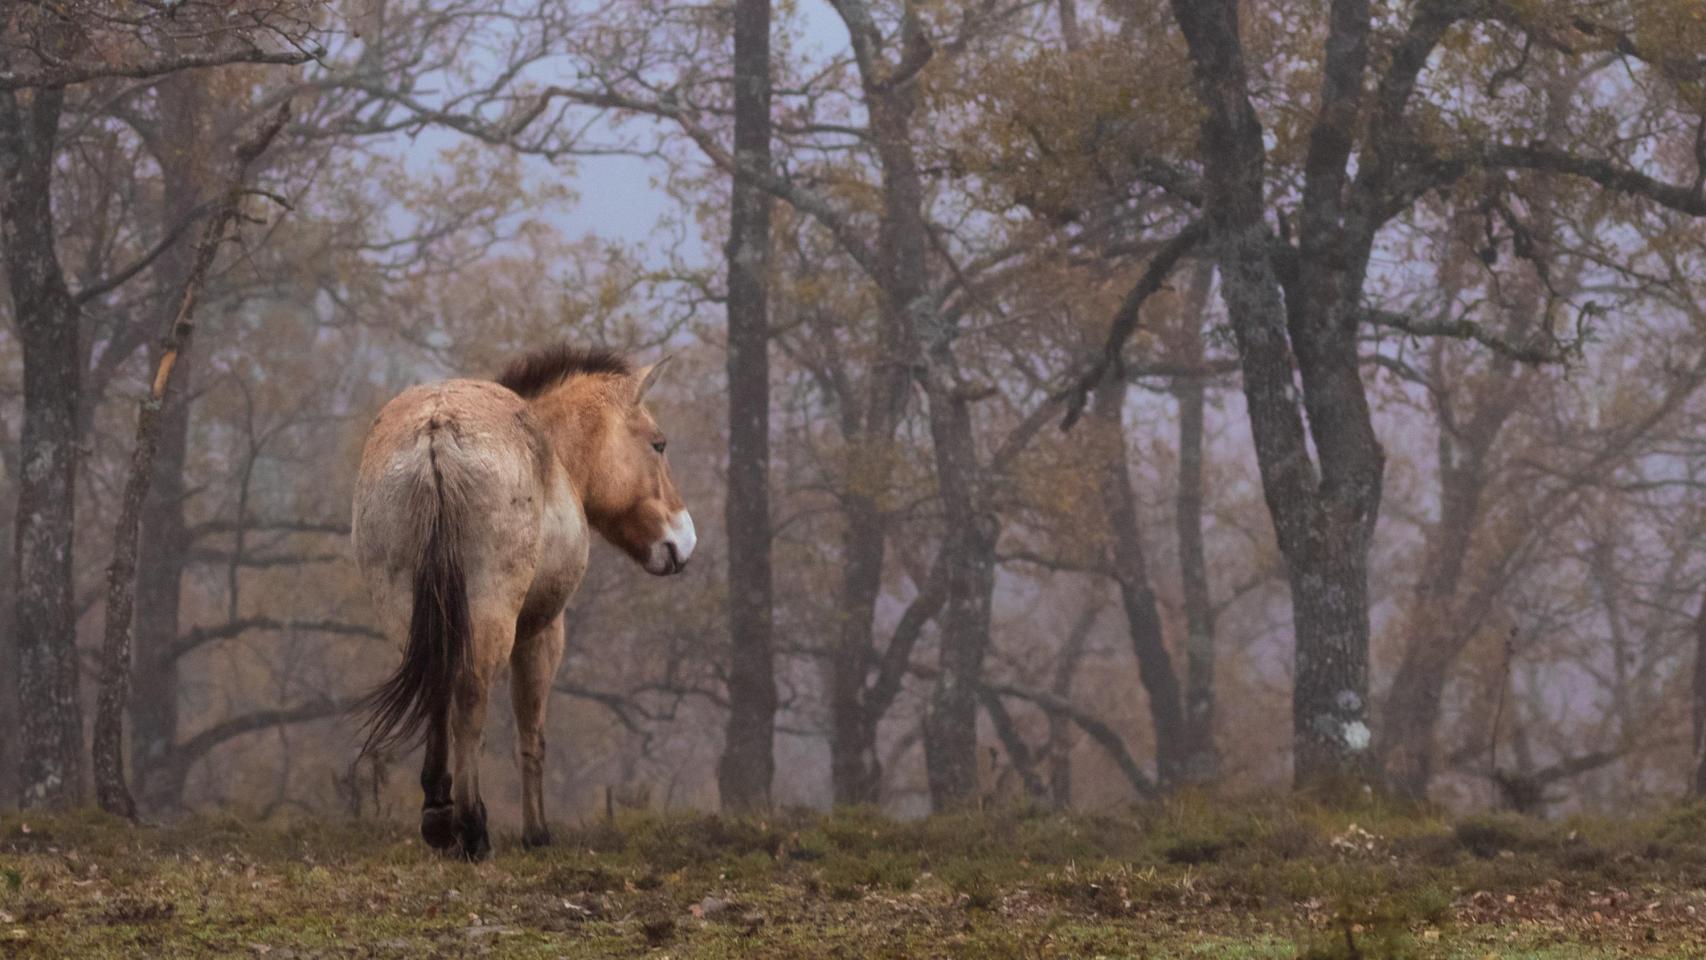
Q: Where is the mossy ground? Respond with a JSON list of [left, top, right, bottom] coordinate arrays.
[[4, 798, 1706, 958]]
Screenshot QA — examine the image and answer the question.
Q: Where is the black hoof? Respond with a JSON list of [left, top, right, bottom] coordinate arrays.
[[521, 826, 553, 850], [458, 832, 492, 862], [457, 800, 490, 862], [421, 804, 457, 850]]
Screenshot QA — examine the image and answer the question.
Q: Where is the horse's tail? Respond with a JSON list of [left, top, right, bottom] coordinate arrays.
[[358, 436, 470, 759]]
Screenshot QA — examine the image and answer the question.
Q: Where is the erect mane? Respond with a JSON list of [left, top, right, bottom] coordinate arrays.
[[494, 344, 632, 399]]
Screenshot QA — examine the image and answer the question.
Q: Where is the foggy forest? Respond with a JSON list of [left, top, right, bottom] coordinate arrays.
[[7, 0, 1706, 955]]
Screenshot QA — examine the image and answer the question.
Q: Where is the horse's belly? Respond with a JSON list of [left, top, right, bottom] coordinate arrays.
[[516, 485, 589, 637]]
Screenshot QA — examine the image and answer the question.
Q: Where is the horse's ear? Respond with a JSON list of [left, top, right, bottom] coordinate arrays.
[[634, 354, 675, 404]]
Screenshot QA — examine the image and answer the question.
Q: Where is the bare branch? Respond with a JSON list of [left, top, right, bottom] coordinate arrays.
[[167, 617, 384, 666], [1364, 307, 1580, 365], [1060, 221, 1206, 429]]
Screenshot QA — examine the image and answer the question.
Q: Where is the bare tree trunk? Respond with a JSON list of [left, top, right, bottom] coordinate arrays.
[[1046, 601, 1099, 808], [92, 105, 289, 817], [1173, 421, 1215, 766], [0, 422, 17, 808], [826, 2, 928, 807], [1172, 266, 1219, 784], [1377, 70, 1575, 802], [130, 72, 209, 812], [1170, 0, 1388, 792], [1093, 377, 1187, 788], [716, 0, 778, 814], [1056, 0, 1081, 51], [1693, 587, 1706, 798], [130, 403, 191, 808], [2, 87, 86, 809], [829, 501, 888, 805], [825, 0, 1003, 814], [1379, 438, 1499, 799], [0, 501, 17, 810], [980, 689, 1046, 802], [832, 521, 948, 806], [921, 364, 998, 811]]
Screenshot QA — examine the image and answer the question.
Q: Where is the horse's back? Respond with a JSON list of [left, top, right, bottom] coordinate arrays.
[[353, 379, 559, 640]]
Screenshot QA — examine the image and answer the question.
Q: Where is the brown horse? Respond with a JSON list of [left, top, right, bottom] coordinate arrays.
[[351, 345, 695, 860]]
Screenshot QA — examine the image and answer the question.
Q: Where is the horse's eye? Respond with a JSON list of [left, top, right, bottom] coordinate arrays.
[[652, 439, 666, 454]]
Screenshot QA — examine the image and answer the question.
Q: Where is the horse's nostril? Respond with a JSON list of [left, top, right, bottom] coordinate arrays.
[[665, 541, 681, 572]]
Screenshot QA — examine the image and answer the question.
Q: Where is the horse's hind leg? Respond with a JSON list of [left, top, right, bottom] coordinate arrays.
[[511, 613, 566, 849], [420, 715, 455, 849], [449, 616, 511, 862]]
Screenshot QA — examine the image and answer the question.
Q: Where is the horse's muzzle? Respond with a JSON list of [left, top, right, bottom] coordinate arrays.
[[644, 510, 696, 576]]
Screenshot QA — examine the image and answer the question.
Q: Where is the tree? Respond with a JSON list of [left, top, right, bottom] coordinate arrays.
[[717, 0, 780, 814], [1148, 0, 1706, 790], [93, 104, 290, 817], [129, 70, 227, 811], [1088, 374, 1186, 787], [2, 84, 85, 807], [92, 0, 600, 812], [1, 0, 321, 809], [1170, 263, 1220, 782], [1694, 587, 1706, 797], [546, 0, 1054, 808]]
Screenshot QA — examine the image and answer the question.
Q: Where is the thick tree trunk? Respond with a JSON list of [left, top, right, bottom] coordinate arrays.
[[1170, 0, 1385, 792], [130, 73, 208, 811], [1379, 604, 1457, 800], [1, 423, 17, 808], [2, 88, 86, 809], [1693, 587, 1706, 798], [849, 9, 1002, 812], [1286, 539, 1375, 788], [0, 504, 17, 810], [832, 515, 950, 806], [826, 9, 928, 806], [829, 497, 887, 805], [1093, 378, 1187, 788], [921, 367, 998, 811], [716, 0, 778, 814], [130, 404, 190, 808]]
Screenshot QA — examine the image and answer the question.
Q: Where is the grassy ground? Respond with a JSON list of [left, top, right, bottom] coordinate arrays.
[[4, 799, 1706, 958]]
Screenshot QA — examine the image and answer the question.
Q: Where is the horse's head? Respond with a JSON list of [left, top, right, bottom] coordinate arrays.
[[583, 357, 696, 576]]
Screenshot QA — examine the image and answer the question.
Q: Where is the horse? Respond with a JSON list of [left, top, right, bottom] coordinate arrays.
[[350, 345, 695, 860]]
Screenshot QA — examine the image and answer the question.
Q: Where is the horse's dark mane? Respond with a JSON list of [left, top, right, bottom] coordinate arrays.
[[494, 344, 632, 398]]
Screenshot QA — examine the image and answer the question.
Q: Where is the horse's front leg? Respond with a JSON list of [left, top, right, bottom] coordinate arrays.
[[511, 612, 566, 849]]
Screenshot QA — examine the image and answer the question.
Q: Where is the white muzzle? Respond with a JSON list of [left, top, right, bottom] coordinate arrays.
[[646, 510, 696, 575]]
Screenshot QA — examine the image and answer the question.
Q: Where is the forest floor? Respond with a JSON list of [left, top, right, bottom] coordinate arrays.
[[3, 798, 1706, 958]]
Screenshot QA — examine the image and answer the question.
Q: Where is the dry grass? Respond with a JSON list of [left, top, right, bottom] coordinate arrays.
[[4, 798, 1706, 957]]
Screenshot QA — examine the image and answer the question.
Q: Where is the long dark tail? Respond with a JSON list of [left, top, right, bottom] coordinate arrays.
[[358, 484, 469, 759]]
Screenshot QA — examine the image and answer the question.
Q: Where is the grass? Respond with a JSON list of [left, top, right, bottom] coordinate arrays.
[[3, 798, 1706, 957]]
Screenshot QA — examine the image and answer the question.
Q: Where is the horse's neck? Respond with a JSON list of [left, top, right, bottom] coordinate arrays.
[[528, 388, 604, 504]]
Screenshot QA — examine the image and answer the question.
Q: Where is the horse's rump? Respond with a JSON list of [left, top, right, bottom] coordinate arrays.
[[351, 381, 544, 758], [355, 432, 469, 758]]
